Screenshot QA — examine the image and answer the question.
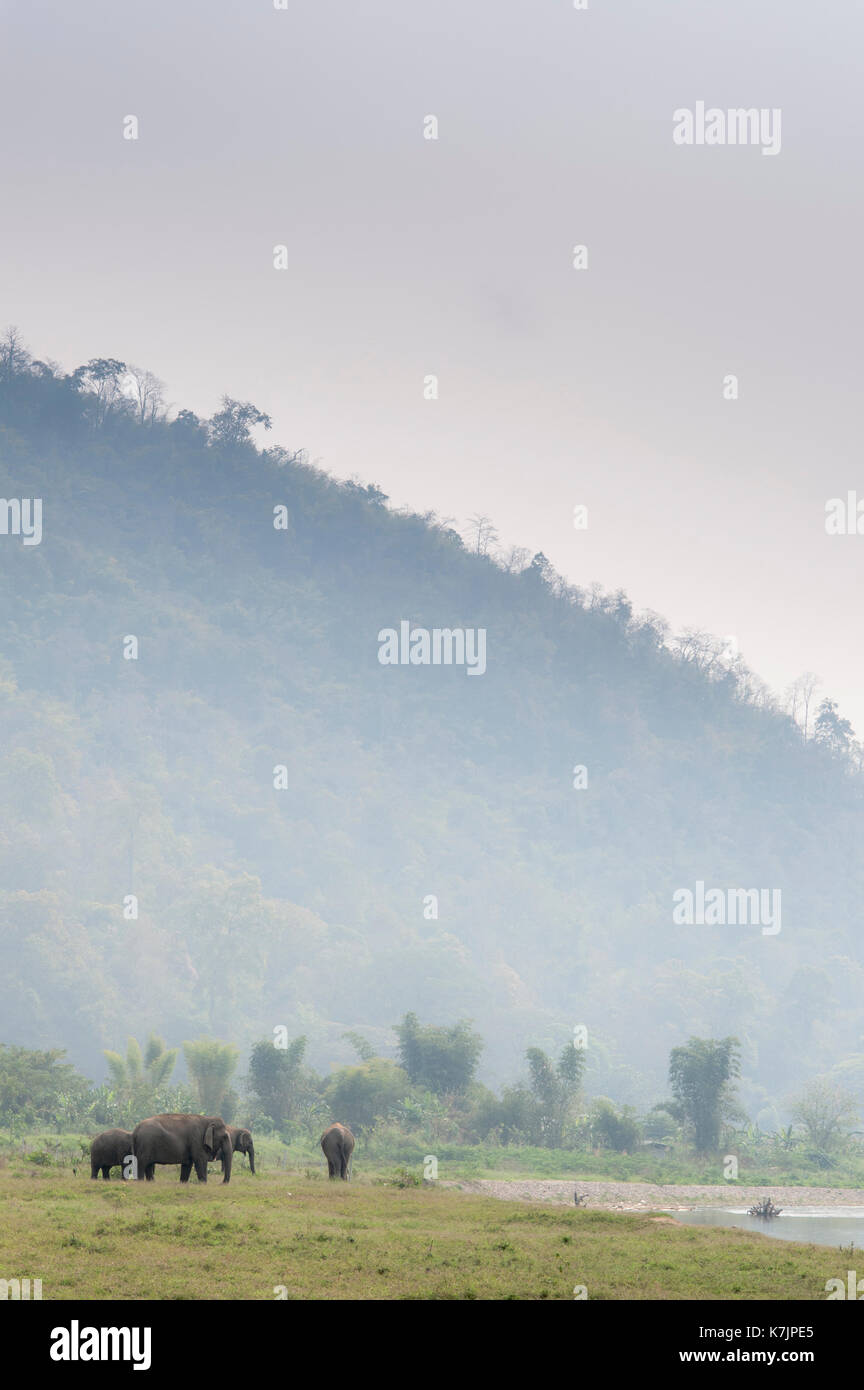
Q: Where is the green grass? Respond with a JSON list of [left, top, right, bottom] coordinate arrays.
[[347, 1137, 864, 1187], [6, 1130, 864, 1187], [0, 1159, 853, 1301]]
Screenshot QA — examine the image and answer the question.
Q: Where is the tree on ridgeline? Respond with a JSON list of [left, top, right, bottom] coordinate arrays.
[[814, 698, 855, 758], [0, 325, 30, 379], [70, 357, 128, 428], [208, 396, 272, 447], [124, 364, 166, 426]]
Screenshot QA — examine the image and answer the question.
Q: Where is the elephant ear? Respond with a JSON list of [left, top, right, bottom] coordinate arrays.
[[203, 1122, 215, 1156]]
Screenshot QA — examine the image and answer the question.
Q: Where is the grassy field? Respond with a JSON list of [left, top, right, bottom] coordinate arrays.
[[0, 1159, 853, 1301], [8, 1129, 864, 1187]]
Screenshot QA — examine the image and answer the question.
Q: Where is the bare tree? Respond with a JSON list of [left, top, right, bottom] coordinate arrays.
[[673, 628, 719, 671], [738, 669, 776, 710], [798, 672, 821, 741], [586, 581, 609, 611], [0, 325, 30, 380], [124, 365, 166, 426], [634, 610, 671, 646], [263, 444, 307, 469], [785, 672, 821, 740], [499, 544, 531, 574], [463, 513, 500, 557], [550, 571, 578, 602]]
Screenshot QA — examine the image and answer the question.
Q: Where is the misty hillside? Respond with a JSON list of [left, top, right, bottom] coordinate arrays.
[[1, 342, 863, 1121]]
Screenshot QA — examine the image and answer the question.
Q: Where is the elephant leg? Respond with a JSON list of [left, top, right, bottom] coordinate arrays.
[[194, 1158, 208, 1182], [91, 1163, 99, 1179], [180, 1162, 192, 1183], [102, 1165, 111, 1180], [145, 1163, 156, 1181]]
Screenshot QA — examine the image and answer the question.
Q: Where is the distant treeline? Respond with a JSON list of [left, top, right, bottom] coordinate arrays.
[[1, 1028, 860, 1166]]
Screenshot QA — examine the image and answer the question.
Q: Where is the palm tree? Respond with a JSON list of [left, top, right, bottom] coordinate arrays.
[[182, 1038, 238, 1115], [103, 1035, 178, 1124]]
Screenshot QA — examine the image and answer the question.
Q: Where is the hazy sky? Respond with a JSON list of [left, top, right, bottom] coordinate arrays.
[[2, 0, 862, 731]]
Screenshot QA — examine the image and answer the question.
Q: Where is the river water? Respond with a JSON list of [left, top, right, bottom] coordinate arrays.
[[669, 1206, 864, 1248]]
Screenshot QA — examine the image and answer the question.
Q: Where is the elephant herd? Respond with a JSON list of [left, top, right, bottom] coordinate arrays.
[[89, 1115, 354, 1183], [89, 1115, 247, 1183]]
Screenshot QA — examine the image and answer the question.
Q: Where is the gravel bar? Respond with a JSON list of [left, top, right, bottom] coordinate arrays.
[[439, 1179, 864, 1211]]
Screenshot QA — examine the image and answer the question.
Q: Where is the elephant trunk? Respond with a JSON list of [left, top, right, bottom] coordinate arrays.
[[247, 1142, 255, 1175], [221, 1137, 232, 1184]]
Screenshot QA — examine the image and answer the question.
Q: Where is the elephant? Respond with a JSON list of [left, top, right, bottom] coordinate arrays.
[[90, 1128, 133, 1180], [131, 1113, 232, 1183], [221, 1125, 255, 1175], [321, 1122, 354, 1180]]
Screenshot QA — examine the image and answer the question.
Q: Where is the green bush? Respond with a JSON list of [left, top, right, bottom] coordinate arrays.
[[324, 1059, 410, 1134], [591, 1099, 643, 1153]]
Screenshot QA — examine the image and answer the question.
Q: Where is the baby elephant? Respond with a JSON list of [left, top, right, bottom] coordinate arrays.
[[321, 1122, 354, 1180], [90, 1128, 133, 1180], [222, 1125, 255, 1175]]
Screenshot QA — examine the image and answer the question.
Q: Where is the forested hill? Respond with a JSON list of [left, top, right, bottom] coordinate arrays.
[[1, 339, 862, 1118]]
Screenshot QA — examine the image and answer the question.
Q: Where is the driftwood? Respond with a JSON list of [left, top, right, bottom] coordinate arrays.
[[748, 1197, 782, 1219]]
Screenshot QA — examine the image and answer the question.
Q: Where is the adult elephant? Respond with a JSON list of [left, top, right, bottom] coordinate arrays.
[[90, 1128, 133, 1180], [321, 1122, 354, 1181], [131, 1114, 232, 1183], [222, 1125, 255, 1175]]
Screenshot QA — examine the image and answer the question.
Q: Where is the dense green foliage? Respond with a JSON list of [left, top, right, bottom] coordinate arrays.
[[2, 331, 864, 1118], [0, 1045, 90, 1128], [182, 1038, 238, 1116], [100, 1034, 179, 1127], [4, 1030, 864, 1191], [394, 1013, 483, 1094], [247, 1037, 315, 1132], [668, 1037, 742, 1152]]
